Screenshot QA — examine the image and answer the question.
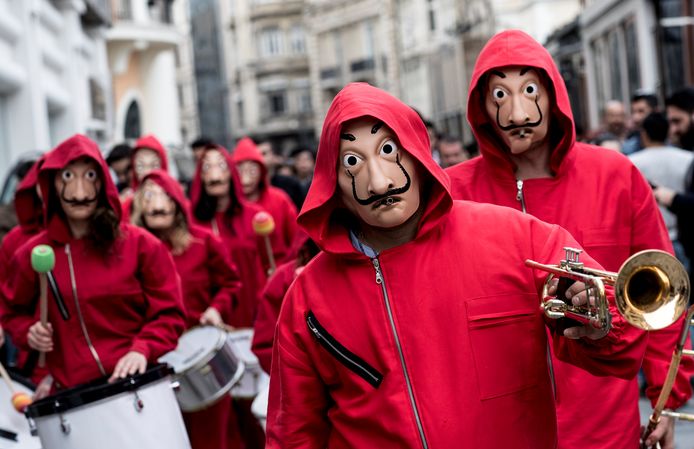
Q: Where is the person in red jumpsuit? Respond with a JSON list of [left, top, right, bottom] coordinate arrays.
[[121, 134, 169, 221], [189, 144, 266, 448], [231, 137, 298, 271], [131, 169, 242, 449], [0, 157, 50, 387], [1, 134, 185, 389], [265, 82, 647, 448], [446, 30, 693, 449]]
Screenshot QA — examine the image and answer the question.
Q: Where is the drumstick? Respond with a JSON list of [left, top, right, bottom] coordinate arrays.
[[252, 211, 276, 275], [31, 245, 56, 368], [0, 361, 31, 412]]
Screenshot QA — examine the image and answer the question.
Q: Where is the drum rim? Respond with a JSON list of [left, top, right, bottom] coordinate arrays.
[[25, 364, 173, 418], [178, 359, 246, 412], [160, 326, 227, 373]]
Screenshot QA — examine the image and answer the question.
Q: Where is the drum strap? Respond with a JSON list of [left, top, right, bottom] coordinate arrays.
[[65, 244, 107, 377]]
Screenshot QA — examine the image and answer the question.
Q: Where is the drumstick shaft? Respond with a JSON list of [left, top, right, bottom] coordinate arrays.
[[0, 361, 16, 393], [263, 236, 276, 275], [38, 273, 48, 368]]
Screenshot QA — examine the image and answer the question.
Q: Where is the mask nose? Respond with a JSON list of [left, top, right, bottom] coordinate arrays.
[[508, 95, 531, 126], [366, 159, 395, 196], [71, 178, 91, 201]]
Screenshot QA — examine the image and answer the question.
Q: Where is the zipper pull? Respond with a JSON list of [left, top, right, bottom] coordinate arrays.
[[515, 179, 527, 213], [372, 258, 383, 284], [307, 316, 321, 339], [64, 244, 70, 256]]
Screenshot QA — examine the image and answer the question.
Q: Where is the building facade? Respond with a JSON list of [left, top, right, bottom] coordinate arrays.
[[0, 0, 113, 183], [107, 0, 182, 148], [221, 0, 314, 154]]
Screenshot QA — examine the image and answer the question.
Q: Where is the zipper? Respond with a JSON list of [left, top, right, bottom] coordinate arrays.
[[372, 258, 429, 449], [65, 244, 107, 376], [514, 181, 557, 398], [516, 179, 527, 213], [306, 311, 383, 388]]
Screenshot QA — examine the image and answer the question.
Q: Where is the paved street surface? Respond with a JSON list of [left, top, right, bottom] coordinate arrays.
[[640, 397, 694, 448]]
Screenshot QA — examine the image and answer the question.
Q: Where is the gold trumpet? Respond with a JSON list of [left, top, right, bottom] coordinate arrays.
[[525, 248, 694, 447]]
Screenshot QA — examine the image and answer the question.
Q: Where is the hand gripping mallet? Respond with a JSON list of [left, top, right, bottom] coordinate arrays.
[[31, 245, 55, 368], [252, 211, 276, 275]]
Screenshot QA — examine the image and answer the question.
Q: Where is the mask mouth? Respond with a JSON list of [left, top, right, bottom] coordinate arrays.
[[510, 128, 533, 138], [373, 196, 400, 209]]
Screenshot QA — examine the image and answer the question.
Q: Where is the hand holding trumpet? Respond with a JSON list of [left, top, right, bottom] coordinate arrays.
[[546, 278, 611, 340]]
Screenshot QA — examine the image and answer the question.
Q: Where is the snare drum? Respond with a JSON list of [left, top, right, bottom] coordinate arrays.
[[26, 365, 190, 449], [0, 373, 41, 449], [227, 329, 269, 399], [159, 326, 244, 412]]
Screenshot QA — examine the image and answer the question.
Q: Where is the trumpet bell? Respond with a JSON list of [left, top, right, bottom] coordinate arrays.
[[615, 250, 690, 330]]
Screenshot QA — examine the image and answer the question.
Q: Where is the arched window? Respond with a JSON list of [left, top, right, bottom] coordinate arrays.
[[124, 100, 141, 139]]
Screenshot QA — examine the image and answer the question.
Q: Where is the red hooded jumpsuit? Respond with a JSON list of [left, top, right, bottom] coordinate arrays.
[[140, 169, 243, 449], [1, 134, 186, 389], [266, 82, 647, 449], [231, 137, 298, 269], [446, 30, 693, 449], [0, 157, 49, 383]]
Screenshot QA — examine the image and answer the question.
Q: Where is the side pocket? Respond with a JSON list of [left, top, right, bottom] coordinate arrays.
[[306, 311, 383, 388]]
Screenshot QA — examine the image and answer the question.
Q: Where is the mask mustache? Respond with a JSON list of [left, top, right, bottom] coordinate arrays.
[[495, 98, 544, 131], [146, 209, 174, 217], [62, 196, 98, 206], [205, 179, 226, 187], [349, 155, 412, 206]]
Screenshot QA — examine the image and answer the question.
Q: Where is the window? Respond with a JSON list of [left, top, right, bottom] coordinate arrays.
[[290, 25, 306, 54], [608, 30, 622, 102], [260, 28, 283, 58], [363, 21, 374, 59], [623, 19, 641, 98], [268, 92, 285, 115], [124, 101, 141, 139], [0, 96, 9, 193], [298, 90, 311, 113], [89, 78, 106, 121]]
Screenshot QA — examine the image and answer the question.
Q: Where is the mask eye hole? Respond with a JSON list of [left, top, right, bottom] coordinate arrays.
[[61, 170, 74, 182], [85, 169, 98, 181], [379, 139, 398, 159], [342, 153, 362, 169], [524, 83, 538, 96], [492, 88, 506, 100]]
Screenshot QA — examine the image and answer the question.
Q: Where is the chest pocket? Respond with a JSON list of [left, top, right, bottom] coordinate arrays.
[[580, 226, 631, 267], [466, 293, 545, 400]]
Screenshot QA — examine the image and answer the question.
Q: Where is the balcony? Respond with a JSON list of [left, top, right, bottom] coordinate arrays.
[[249, 0, 303, 21], [107, 0, 179, 50], [250, 55, 309, 76], [82, 0, 111, 26]]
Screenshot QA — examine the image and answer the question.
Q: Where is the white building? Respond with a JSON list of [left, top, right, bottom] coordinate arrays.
[[0, 0, 113, 183], [221, 0, 314, 153], [490, 0, 582, 45], [173, 0, 200, 149], [107, 0, 182, 148]]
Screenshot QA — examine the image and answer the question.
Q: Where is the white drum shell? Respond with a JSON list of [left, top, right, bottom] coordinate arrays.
[[32, 376, 190, 449], [251, 380, 270, 432], [159, 326, 245, 412], [227, 329, 269, 399], [0, 379, 41, 449]]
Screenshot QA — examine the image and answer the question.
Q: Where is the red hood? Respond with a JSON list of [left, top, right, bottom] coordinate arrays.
[[130, 134, 169, 189], [190, 145, 248, 212], [231, 137, 269, 190], [14, 155, 45, 231], [38, 134, 122, 243], [141, 169, 192, 225], [467, 30, 575, 176], [298, 82, 452, 254]]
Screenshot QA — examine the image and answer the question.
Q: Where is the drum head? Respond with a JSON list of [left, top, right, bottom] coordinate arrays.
[[26, 364, 172, 418], [159, 326, 225, 373]]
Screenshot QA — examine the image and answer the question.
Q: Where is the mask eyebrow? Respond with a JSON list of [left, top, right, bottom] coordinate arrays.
[[371, 122, 383, 134], [340, 133, 356, 141], [490, 70, 506, 79], [519, 66, 534, 76]]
